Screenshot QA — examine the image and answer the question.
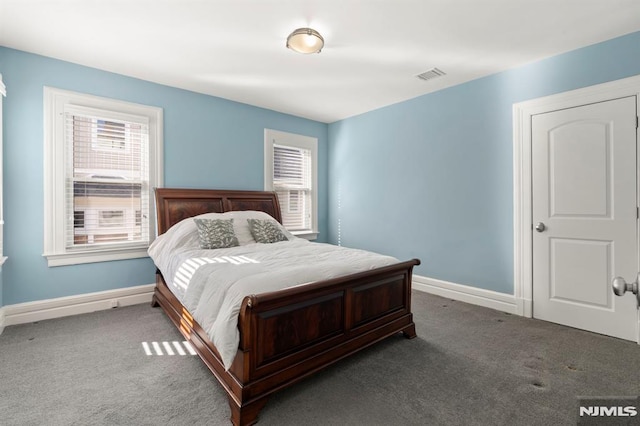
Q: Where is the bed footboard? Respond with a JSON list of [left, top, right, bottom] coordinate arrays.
[[230, 259, 420, 423]]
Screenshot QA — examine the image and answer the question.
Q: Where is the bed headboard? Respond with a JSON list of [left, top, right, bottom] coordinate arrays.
[[154, 188, 283, 235]]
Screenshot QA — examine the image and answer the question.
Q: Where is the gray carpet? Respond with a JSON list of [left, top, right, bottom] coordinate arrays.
[[1, 291, 638, 425]]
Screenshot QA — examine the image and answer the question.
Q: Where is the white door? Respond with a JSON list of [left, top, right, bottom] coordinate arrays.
[[532, 96, 638, 341]]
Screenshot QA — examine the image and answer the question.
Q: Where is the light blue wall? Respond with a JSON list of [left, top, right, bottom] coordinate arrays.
[[328, 31, 640, 294], [3, 31, 639, 306], [0, 47, 328, 306]]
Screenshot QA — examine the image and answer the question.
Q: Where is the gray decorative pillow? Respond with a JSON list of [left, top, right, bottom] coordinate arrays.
[[247, 219, 289, 244], [194, 218, 240, 249]]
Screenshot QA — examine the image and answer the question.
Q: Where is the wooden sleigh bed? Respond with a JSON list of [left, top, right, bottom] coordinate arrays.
[[150, 188, 420, 425]]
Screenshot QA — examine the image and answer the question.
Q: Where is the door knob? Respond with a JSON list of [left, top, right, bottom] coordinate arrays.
[[535, 222, 546, 232], [612, 273, 640, 308]]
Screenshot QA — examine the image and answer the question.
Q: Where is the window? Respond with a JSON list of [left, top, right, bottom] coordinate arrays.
[[44, 87, 163, 266], [93, 119, 129, 152], [264, 129, 318, 239]]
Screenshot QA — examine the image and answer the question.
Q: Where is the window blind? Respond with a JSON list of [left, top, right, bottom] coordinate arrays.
[[64, 107, 149, 249], [273, 144, 312, 231]]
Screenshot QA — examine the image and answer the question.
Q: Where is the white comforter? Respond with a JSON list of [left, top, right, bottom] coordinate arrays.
[[148, 214, 399, 369]]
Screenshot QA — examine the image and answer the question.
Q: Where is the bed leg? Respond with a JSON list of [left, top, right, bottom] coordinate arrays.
[[228, 396, 269, 426], [401, 323, 417, 339], [150, 294, 160, 308]]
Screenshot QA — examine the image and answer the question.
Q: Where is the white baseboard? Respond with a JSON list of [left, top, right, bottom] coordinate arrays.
[[1, 283, 155, 330], [0, 306, 5, 335], [412, 275, 519, 315], [0, 276, 515, 333]]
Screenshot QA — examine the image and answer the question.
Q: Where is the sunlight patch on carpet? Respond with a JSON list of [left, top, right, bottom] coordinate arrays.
[[142, 341, 197, 356]]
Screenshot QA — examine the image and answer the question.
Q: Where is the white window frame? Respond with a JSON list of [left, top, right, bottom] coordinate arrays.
[[0, 74, 5, 266], [264, 129, 318, 240], [43, 87, 163, 267]]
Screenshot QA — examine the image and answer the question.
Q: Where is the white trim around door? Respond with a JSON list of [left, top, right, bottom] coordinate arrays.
[[513, 74, 640, 330]]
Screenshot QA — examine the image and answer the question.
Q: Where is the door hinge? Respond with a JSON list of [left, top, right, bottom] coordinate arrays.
[[637, 206, 639, 219]]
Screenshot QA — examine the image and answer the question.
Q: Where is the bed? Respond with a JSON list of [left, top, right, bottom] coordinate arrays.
[[149, 188, 420, 425]]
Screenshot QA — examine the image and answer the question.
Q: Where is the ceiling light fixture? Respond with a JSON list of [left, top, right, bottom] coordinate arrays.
[[286, 28, 324, 54]]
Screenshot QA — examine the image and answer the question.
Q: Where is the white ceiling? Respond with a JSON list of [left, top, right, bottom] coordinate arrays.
[[1, 0, 639, 123]]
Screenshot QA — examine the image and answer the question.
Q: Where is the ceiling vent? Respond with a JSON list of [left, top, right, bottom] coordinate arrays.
[[416, 68, 446, 81]]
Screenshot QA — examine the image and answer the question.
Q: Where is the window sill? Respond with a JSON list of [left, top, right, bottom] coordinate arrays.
[[43, 247, 149, 267], [291, 231, 319, 241]]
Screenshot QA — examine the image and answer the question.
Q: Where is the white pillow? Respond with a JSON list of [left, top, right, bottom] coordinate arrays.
[[193, 211, 288, 245], [216, 210, 295, 242], [149, 210, 295, 264]]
